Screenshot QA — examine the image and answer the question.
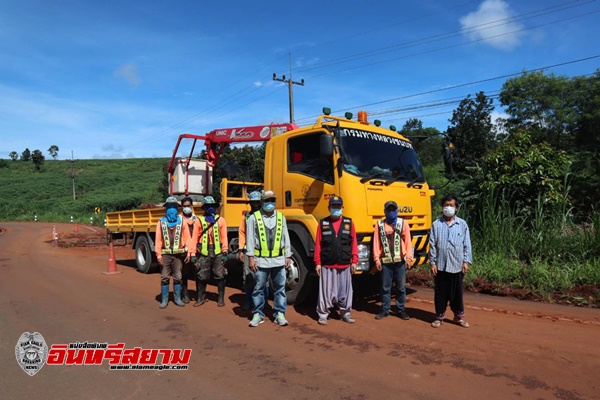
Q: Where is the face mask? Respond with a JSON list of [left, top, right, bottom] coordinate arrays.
[[443, 206, 456, 217], [204, 206, 216, 215], [330, 208, 343, 218], [182, 207, 192, 216], [166, 208, 178, 222], [262, 202, 275, 212], [250, 203, 261, 212], [385, 210, 398, 222]]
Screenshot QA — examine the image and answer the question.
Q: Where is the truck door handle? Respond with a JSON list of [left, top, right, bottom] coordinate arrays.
[[285, 191, 292, 207]]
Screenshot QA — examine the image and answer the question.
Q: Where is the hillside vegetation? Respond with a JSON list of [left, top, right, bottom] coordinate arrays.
[[0, 158, 169, 223]]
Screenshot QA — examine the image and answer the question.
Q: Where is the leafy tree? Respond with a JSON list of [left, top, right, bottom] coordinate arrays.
[[0, 159, 7, 168], [9, 151, 18, 161], [476, 131, 571, 217], [500, 70, 600, 215], [31, 150, 45, 171], [20, 148, 31, 161], [400, 119, 443, 167], [48, 145, 59, 160], [446, 92, 496, 174], [202, 143, 266, 201], [499, 70, 579, 150]]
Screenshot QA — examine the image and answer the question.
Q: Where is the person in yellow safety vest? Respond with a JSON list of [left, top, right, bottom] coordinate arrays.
[[191, 196, 229, 307], [372, 200, 414, 320], [180, 196, 201, 304], [155, 196, 194, 309], [246, 190, 292, 328], [237, 190, 271, 311]]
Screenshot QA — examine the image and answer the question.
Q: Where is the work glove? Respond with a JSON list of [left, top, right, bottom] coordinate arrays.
[[191, 256, 197, 264], [221, 252, 228, 263]]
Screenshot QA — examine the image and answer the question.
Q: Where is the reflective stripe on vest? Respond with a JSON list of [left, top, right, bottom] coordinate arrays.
[[253, 211, 284, 257], [160, 221, 186, 255], [198, 216, 221, 256], [378, 219, 404, 264]]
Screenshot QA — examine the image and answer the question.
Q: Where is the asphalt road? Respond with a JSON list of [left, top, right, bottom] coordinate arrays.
[[1, 222, 599, 400]]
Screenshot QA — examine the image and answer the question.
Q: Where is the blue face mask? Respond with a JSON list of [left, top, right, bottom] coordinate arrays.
[[204, 206, 216, 216], [330, 208, 343, 218], [166, 207, 179, 223], [182, 207, 192, 216], [385, 210, 398, 223], [262, 202, 275, 212]]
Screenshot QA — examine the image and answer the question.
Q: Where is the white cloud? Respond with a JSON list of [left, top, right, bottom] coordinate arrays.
[[113, 63, 141, 86], [460, 0, 524, 51]]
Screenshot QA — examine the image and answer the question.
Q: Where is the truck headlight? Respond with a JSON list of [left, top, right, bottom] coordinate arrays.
[[356, 243, 370, 271]]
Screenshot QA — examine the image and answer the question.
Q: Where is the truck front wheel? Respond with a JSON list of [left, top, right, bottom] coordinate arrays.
[[285, 242, 311, 305], [135, 236, 157, 274]]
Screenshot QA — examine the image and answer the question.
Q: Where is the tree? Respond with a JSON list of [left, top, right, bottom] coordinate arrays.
[[499, 70, 579, 150], [202, 143, 267, 201], [0, 159, 7, 168], [20, 148, 31, 161], [476, 131, 571, 217], [31, 149, 45, 171], [8, 151, 18, 161], [400, 119, 443, 167], [48, 145, 59, 160], [446, 92, 496, 174]]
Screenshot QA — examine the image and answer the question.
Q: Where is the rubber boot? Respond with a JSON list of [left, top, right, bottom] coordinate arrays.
[[194, 279, 207, 307], [159, 285, 169, 309], [217, 279, 226, 307], [181, 279, 190, 304], [173, 284, 185, 307]]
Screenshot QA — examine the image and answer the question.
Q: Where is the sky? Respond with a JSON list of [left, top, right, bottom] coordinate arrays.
[[1, 0, 599, 160]]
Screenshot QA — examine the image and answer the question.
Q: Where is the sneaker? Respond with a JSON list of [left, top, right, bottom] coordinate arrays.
[[398, 310, 410, 320], [342, 313, 356, 324], [318, 318, 328, 326], [375, 311, 389, 320], [249, 313, 264, 327], [274, 312, 289, 326]]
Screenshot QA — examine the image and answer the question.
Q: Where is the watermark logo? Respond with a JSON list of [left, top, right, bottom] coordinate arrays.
[[15, 334, 192, 375], [15, 332, 48, 376]]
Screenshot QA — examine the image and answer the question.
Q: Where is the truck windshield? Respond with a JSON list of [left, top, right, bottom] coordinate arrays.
[[338, 128, 425, 183]]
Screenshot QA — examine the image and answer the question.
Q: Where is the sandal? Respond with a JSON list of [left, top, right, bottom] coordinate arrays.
[[431, 320, 443, 328], [454, 319, 470, 328]]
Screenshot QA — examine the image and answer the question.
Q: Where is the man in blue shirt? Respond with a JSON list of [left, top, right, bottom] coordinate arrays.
[[429, 194, 472, 328]]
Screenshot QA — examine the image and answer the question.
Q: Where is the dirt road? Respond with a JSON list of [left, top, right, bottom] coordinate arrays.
[[1, 222, 599, 400]]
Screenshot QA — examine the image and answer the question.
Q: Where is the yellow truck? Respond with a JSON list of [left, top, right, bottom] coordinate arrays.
[[106, 108, 435, 304]]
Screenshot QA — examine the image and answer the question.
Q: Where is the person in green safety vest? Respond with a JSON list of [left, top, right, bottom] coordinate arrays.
[[246, 190, 292, 327], [190, 196, 229, 307], [237, 190, 271, 312], [155, 196, 194, 309], [372, 200, 414, 320]]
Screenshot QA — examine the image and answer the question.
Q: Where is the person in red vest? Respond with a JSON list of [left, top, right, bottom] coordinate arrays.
[[314, 196, 358, 325], [155, 196, 193, 309]]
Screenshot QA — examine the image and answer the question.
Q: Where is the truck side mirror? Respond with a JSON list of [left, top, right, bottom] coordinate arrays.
[[320, 134, 333, 157]]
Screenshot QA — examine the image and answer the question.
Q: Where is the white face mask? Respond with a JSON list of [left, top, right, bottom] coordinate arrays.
[[443, 206, 456, 218]]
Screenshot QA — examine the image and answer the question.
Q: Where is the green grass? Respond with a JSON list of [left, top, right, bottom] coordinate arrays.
[[0, 158, 169, 223]]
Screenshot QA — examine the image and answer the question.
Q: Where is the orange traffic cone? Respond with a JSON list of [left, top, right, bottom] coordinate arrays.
[[102, 242, 122, 275]]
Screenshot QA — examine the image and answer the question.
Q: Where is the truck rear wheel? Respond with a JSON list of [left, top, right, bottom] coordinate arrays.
[[286, 241, 311, 305], [135, 236, 156, 274]]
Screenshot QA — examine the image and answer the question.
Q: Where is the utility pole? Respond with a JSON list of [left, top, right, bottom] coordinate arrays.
[[70, 150, 76, 200], [273, 53, 304, 124]]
